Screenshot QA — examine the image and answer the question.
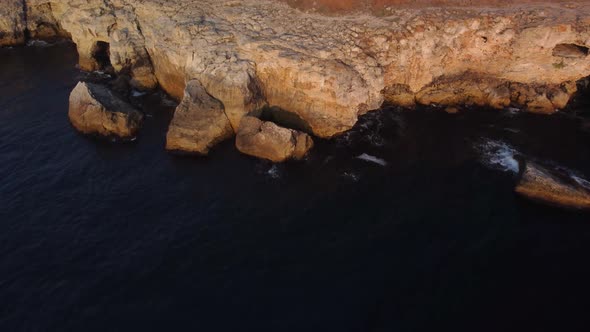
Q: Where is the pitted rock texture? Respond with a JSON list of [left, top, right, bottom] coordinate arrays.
[[4, 1, 590, 137], [516, 162, 590, 210], [236, 116, 314, 162], [166, 80, 235, 155], [69, 82, 144, 139], [280, 0, 587, 14], [0, 0, 26, 47]]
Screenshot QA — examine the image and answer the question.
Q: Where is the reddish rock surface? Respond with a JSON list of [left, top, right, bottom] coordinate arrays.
[[281, 0, 585, 14]]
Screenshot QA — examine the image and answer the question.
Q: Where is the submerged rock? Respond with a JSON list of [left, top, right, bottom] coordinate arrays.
[[166, 80, 234, 155], [236, 116, 314, 163], [68, 82, 143, 139], [515, 162, 590, 210]]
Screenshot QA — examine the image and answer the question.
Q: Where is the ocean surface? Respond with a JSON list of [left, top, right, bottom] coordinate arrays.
[[1, 42, 590, 331]]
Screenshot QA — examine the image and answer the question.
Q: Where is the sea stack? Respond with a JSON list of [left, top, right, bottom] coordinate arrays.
[[68, 82, 144, 140], [166, 80, 234, 155]]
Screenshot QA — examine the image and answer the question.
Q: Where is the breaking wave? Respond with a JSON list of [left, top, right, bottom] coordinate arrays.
[[553, 165, 590, 190], [476, 139, 520, 173], [356, 153, 387, 166]]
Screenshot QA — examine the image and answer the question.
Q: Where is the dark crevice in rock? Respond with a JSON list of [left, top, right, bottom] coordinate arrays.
[[91, 41, 113, 72], [553, 43, 590, 59], [563, 76, 590, 117], [22, 0, 30, 41], [256, 106, 313, 134]]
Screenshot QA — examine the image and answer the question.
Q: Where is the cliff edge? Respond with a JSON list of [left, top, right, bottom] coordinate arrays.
[[2, 0, 590, 138]]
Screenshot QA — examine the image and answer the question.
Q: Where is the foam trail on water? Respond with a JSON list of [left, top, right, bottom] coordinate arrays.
[[572, 174, 590, 189], [357, 153, 387, 166], [554, 165, 590, 190], [476, 139, 520, 173]]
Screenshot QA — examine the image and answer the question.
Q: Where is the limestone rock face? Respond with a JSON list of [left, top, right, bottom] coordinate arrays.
[[166, 80, 234, 155], [236, 116, 314, 162], [515, 162, 590, 210], [26, 0, 71, 41], [69, 82, 143, 139], [3, 1, 590, 137], [0, 0, 26, 47], [43, 0, 158, 90]]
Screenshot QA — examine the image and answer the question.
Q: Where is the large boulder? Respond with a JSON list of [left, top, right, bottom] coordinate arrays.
[[166, 80, 234, 155], [515, 162, 590, 210], [236, 116, 314, 163], [68, 82, 143, 139]]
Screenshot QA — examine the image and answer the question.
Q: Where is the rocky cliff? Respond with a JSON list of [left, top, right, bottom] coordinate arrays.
[[2, 0, 590, 138]]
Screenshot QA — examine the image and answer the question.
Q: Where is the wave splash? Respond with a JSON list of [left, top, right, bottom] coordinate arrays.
[[356, 153, 388, 166], [476, 139, 520, 173]]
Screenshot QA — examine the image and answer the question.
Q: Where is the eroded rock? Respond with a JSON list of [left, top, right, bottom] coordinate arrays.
[[0, 0, 26, 47], [553, 44, 589, 59], [69, 81, 143, 139], [166, 80, 234, 155], [236, 116, 314, 162], [3, 1, 590, 136], [515, 162, 590, 210]]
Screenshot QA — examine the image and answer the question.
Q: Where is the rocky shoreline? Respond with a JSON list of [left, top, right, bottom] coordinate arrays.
[[3, 1, 590, 135], [2, 0, 590, 210]]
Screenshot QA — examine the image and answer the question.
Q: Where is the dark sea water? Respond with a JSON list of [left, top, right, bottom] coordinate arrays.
[[1, 43, 590, 332]]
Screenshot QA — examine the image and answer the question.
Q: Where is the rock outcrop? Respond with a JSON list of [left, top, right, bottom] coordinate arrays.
[[236, 116, 314, 162], [515, 162, 590, 210], [4, 1, 590, 138], [166, 80, 234, 155], [69, 82, 144, 139], [0, 0, 26, 47]]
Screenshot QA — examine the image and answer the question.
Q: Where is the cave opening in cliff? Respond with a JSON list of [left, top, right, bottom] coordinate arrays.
[[91, 41, 112, 71], [258, 106, 313, 133]]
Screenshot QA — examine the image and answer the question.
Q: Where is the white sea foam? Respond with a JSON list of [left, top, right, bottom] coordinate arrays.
[[91, 71, 111, 78], [132, 90, 147, 97], [572, 174, 590, 189], [503, 128, 521, 134], [27, 40, 51, 47], [342, 172, 359, 182], [267, 165, 281, 179], [476, 139, 520, 173], [356, 153, 387, 166], [554, 165, 590, 190]]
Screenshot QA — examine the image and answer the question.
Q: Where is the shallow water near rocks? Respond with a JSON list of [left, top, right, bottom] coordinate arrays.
[[1, 43, 590, 331]]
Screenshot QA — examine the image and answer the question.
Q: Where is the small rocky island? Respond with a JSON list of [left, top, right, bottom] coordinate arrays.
[[1, 0, 590, 210]]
